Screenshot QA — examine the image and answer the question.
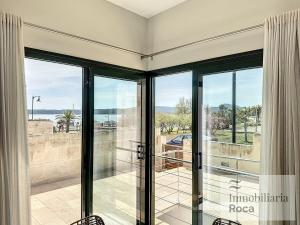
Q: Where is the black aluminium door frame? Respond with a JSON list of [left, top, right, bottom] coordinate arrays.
[[195, 50, 263, 225], [24, 48, 147, 221], [25, 47, 263, 225], [89, 66, 147, 225], [147, 68, 200, 224], [149, 49, 263, 225]]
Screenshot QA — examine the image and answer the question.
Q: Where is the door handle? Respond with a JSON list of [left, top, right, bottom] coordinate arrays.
[[198, 152, 202, 169], [137, 145, 145, 160]]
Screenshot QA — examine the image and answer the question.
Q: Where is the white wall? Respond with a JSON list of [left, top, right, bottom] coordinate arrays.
[[0, 0, 147, 70], [2, 0, 300, 71], [147, 0, 300, 70]]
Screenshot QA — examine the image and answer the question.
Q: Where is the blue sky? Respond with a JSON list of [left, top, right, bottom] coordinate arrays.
[[155, 72, 193, 107], [203, 72, 232, 107], [25, 59, 262, 110], [94, 76, 137, 109], [203, 68, 263, 107], [25, 58, 82, 110], [156, 68, 263, 108], [25, 58, 137, 110], [236, 68, 263, 107]]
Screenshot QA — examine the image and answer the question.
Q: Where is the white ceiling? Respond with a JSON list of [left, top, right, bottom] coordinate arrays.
[[106, 0, 188, 18]]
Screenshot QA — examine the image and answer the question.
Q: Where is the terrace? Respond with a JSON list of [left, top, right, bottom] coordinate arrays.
[[30, 132, 260, 225], [31, 165, 259, 225]]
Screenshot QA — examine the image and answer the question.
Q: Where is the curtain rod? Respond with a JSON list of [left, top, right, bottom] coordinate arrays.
[[24, 22, 146, 57], [141, 23, 264, 59], [24, 21, 264, 60]]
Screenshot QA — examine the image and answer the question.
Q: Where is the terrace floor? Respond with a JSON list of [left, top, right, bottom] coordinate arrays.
[[31, 168, 259, 225]]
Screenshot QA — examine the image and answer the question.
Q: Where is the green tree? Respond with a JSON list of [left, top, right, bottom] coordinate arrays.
[[237, 107, 253, 143], [175, 97, 192, 115], [164, 114, 177, 134], [209, 112, 230, 136], [155, 113, 167, 133], [176, 114, 192, 133], [217, 104, 232, 129], [175, 97, 192, 133], [203, 105, 231, 138], [56, 110, 76, 133], [252, 105, 262, 132], [204, 105, 210, 136], [176, 114, 184, 133]]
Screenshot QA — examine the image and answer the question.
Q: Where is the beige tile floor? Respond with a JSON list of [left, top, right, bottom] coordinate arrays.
[[31, 185, 81, 225], [31, 167, 259, 225]]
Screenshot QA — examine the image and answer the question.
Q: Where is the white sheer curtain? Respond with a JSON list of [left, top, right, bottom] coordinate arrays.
[[260, 9, 300, 225], [0, 12, 31, 225]]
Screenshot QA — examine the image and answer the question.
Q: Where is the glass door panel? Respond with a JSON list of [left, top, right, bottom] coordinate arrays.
[[92, 75, 144, 225], [25, 58, 83, 225], [202, 72, 234, 225], [153, 72, 193, 225], [201, 68, 262, 225]]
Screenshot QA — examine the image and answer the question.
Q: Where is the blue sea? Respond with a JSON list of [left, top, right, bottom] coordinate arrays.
[[29, 114, 117, 124]]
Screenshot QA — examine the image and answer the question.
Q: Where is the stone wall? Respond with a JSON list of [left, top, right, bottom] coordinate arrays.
[[28, 120, 53, 135], [182, 135, 260, 175], [29, 127, 138, 186], [154, 129, 261, 175], [202, 137, 260, 174], [28, 121, 261, 185], [28, 133, 81, 186], [28, 111, 140, 186]]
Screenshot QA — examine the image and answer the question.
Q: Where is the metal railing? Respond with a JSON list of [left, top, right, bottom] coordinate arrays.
[[114, 140, 260, 224], [153, 143, 260, 224]]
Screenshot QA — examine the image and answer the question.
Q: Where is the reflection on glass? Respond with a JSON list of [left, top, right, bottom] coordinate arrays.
[[202, 72, 233, 224], [154, 72, 193, 225], [92, 76, 141, 225], [203, 73, 233, 143], [236, 68, 263, 145], [202, 69, 262, 225], [25, 58, 82, 225]]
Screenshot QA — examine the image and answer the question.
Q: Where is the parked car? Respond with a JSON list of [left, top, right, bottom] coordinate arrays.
[[166, 134, 192, 146], [166, 134, 211, 146]]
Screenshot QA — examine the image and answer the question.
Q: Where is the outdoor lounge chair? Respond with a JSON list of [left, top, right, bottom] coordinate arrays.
[[212, 218, 241, 225], [70, 215, 105, 225]]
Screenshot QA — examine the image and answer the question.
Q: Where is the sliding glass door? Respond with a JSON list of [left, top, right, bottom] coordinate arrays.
[[25, 58, 83, 225], [201, 68, 263, 225], [152, 71, 194, 225], [25, 48, 263, 225], [91, 71, 146, 225], [151, 52, 263, 225], [25, 49, 147, 225]]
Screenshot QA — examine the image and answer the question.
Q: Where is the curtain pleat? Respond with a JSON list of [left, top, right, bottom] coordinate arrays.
[[260, 9, 300, 225], [0, 12, 31, 225]]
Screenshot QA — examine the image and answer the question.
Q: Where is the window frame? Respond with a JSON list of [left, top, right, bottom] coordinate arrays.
[[150, 49, 263, 225], [25, 47, 146, 221], [25, 47, 263, 225]]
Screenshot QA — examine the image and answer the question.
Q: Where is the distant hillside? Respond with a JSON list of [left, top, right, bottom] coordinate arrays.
[[28, 109, 81, 114], [155, 104, 236, 114], [29, 108, 138, 115], [29, 104, 239, 115], [209, 104, 233, 113]]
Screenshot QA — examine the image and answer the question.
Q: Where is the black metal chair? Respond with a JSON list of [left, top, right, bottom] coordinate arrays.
[[70, 215, 105, 225], [212, 218, 241, 225]]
